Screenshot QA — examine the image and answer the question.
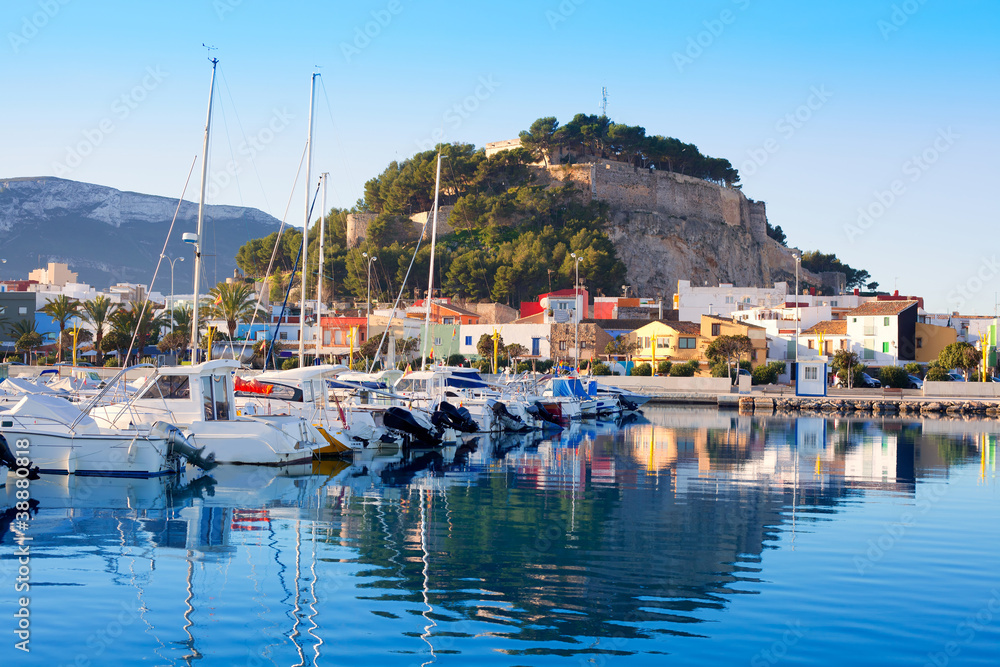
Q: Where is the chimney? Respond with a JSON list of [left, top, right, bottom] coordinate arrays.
[[809, 287, 816, 296], [854, 288, 859, 296], [893, 290, 899, 297]]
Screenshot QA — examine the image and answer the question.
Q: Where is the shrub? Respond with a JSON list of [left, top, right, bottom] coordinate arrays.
[[516, 361, 532, 373], [535, 359, 554, 373], [710, 361, 730, 378], [631, 362, 652, 376], [281, 357, 299, 370], [670, 360, 698, 377], [104, 358, 118, 368], [656, 360, 673, 376], [768, 361, 787, 376], [591, 361, 611, 376], [925, 363, 951, 381], [879, 366, 909, 389], [446, 354, 465, 367], [904, 362, 922, 377], [752, 365, 779, 385]]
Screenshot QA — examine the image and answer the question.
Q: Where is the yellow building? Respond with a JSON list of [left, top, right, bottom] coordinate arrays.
[[700, 314, 769, 367], [914, 323, 957, 363], [631, 320, 703, 364]]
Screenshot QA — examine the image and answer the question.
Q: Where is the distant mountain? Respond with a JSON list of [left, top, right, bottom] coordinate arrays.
[[0, 177, 280, 295]]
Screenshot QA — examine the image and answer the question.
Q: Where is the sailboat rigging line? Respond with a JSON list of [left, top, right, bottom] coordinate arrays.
[[365, 213, 431, 373], [266, 181, 322, 369], [121, 156, 198, 366], [236, 142, 308, 362]]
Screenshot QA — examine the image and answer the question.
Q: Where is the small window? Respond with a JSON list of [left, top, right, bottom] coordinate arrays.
[[725, 296, 734, 304], [831, 300, 838, 307], [18, 307, 27, 315], [808, 340, 814, 349], [852, 318, 857, 323], [559, 341, 567, 351], [334, 330, 343, 345], [711, 323, 721, 336], [884, 317, 890, 326], [442, 317, 454, 325], [916, 337, 923, 349], [679, 337, 696, 349], [434, 337, 442, 345], [804, 366, 818, 380], [465, 336, 472, 346], [882, 342, 890, 353], [279, 331, 288, 340]]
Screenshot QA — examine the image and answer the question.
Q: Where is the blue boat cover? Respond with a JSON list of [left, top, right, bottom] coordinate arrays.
[[552, 378, 589, 398]]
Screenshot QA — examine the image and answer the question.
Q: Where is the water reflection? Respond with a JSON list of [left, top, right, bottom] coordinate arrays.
[[2, 409, 996, 665]]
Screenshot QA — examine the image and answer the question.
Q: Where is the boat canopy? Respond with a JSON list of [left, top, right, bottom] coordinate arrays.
[[550, 378, 597, 398], [9, 394, 101, 434]]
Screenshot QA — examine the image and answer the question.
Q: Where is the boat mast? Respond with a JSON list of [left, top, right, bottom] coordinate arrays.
[[420, 151, 443, 371], [299, 72, 318, 368], [191, 57, 218, 362], [316, 172, 328, 360]]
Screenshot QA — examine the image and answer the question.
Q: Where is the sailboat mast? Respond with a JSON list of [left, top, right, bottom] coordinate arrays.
[[299, 72, 318, 367], [316, 172, 328, 360], [191, 57, 218, 361], [420, 151, 443, 371]]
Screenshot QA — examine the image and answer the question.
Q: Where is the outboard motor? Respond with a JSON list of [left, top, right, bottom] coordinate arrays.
[[489, 400, 529, 433], [434, 401, 479, 433], [617, 395, 640, 412], [151, 422, 217, 471], [383, 407, 443, 448], [526, 402, 563, 431], [0, 434, 39, 479]]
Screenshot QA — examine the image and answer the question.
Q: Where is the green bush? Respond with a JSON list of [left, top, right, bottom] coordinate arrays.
[[768, 361, 787, 376], [631, 362, 652, 376], [591, 361, 611, 376], [516, 361, 532, 373], [446, 354, 465, 367], [925, 363, 951, 381], [710, 361, 730, 378], [670, 360, 698, 377], [879, 366, 909, 389], [656, 360, 673, 376], [104, 358, 119, 367], [535, 359, 554, 373], [752, 365, 779, 385], [904, 362, 922, 377], [281, 357, 299, 370], [475, 359, 491, 373]]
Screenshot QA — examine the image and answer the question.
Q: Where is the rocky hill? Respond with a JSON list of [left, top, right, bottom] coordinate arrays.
[[0, 177, 280, 293], [542, 159, 832, 297]]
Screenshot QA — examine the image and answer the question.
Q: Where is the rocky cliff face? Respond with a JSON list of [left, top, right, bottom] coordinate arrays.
[[544, 160, 824, 297], [0, 177, 280, 292]]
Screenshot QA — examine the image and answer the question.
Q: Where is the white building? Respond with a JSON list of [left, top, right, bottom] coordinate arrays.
[[675, 280, 790, 322], [844, 300, 920, 366], [458, 323, 551, 360]]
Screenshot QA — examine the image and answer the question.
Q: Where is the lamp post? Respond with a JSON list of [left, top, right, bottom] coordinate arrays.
[[571, 252, 583, 373], [362, 252, 377, 353], [794, 252, 801, 367], [161, 254, 184, 335]]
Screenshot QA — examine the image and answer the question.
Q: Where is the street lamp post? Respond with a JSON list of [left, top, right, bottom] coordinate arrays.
[[161, 254, 185, 335], [571, 252, 583, 373], [794, 253, 801, 367], [362, 252, 377, 354]]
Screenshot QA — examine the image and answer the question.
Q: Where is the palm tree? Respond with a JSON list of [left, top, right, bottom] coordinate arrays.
[[8, 318, 37, 338], [109, 301, 168, 365], [80, 295, 117, 366], [40, 295, 80, 362], [208, 281, 261, 338], [172, 305, 193, 335]]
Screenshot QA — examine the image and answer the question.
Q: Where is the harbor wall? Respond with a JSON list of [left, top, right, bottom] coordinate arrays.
[[922, 381, 1000, 398], [594, 375, 732, 393]]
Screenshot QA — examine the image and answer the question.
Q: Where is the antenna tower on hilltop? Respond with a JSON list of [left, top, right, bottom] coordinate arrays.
[[600, 86, 608, 117]]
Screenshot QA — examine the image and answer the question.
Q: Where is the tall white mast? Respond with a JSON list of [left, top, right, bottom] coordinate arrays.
[[420, 151, 443, 370], [299, 72, 318, 367], [316, 172, 328, 359], [191, 57, 218, 361]]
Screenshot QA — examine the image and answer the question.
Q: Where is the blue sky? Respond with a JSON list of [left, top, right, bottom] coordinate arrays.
[[2, 0, 998, 313]]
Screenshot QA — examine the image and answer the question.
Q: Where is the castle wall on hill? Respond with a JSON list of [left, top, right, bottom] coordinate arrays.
[[345, 212, 377, 249], [546, 159, 767, 242]]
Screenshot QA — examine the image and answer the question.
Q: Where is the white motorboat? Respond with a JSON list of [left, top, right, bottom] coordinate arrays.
[[0, 393, 212, 477], [89, 360, 322, 466]]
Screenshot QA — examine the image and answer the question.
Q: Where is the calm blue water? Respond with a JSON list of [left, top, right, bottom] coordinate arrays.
[[2, 407, 999, 666]]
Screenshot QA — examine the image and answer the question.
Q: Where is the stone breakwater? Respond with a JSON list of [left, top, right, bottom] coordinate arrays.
[[737, 396, 1000, 418]]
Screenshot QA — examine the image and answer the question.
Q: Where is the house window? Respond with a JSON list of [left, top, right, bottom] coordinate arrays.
[[18, 307, 27, 315], [840, 340, 847, 350], [882, 342, 890, 353], [787, 339, 795, 358], [679, 337, 696, 349], [916, 337, 923, 349], [442, 317, 454, 325], [863, 338, 875, 360], [824, 341, 832, 355], [645, 337, 651, 348], [805, 366, 818, 380], [884, 317, 890, 326], [532, 338, 540, 356], [334, 330, 342, 345], [864, 319, 876, 336], [324, 330, 331, 345], [808, 340, 814, 349], [465, 336, 472, 346], [656, 337, 669, 348], [434, 337, 442, 345], [725, 296, 734, 304], [279, 332, 288, 340], [559, 341, 567, 351], [711, 323, 721, 336], [852, 317, 857, 323], [831, 300, 838, 307]]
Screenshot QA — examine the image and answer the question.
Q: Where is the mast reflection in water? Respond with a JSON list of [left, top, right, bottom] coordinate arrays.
[[2, 407, 998, 666]]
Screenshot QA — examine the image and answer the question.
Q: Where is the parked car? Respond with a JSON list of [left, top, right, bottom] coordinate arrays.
[[732, 368, 752, 385], [947, 372, 966, 382], [860, 372, 881, 388], [907, 374, 923, 389]]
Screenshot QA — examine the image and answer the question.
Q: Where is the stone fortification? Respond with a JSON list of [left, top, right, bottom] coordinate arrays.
[[541, 159, 825, 296]]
